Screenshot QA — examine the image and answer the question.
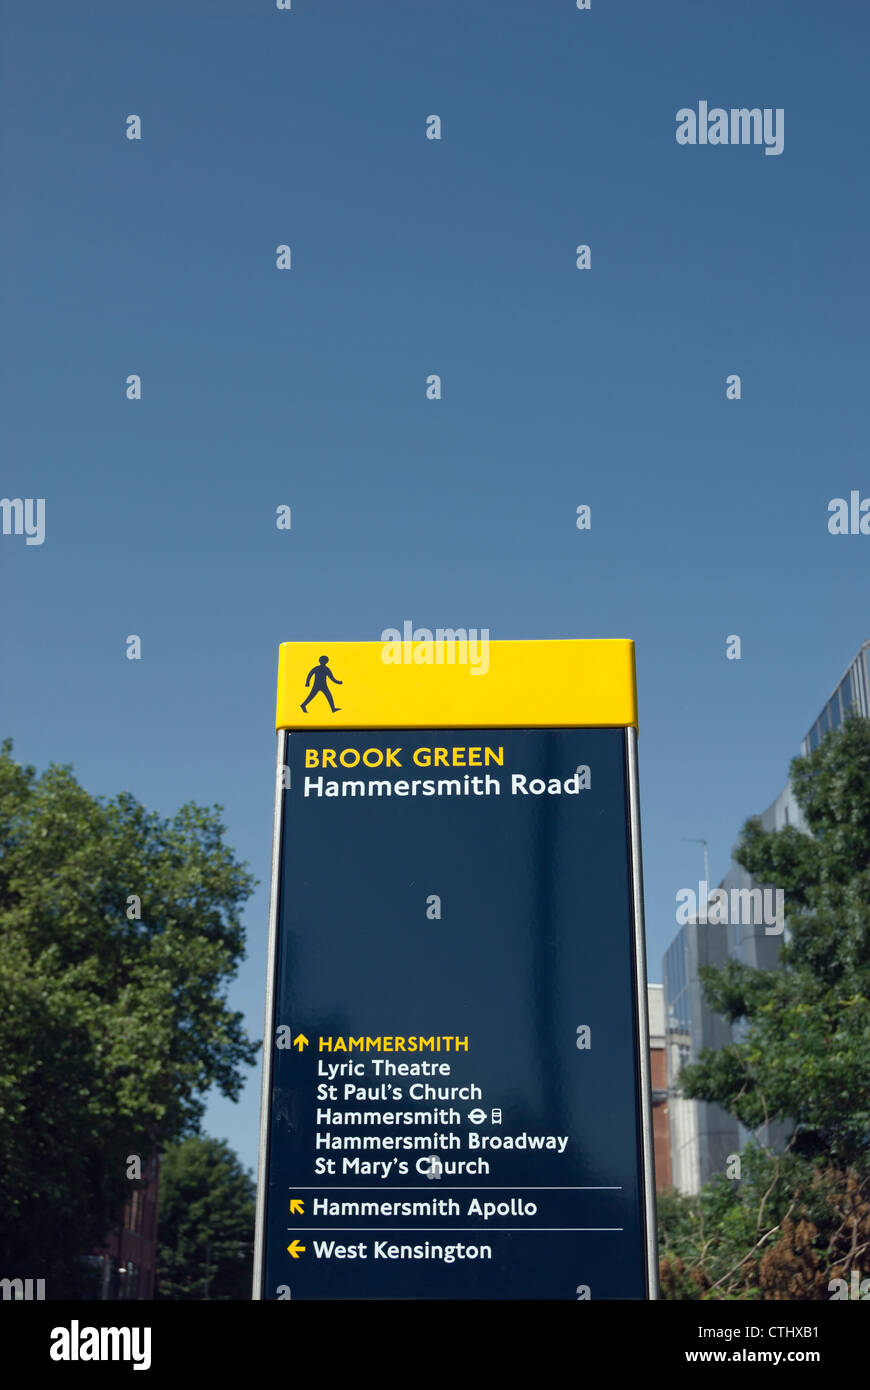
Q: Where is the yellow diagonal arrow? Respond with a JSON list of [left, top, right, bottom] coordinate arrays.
[[292, 1033, 309, 1051], [289, 1199, 304, 1215], [287, 1240, 306, 1258]]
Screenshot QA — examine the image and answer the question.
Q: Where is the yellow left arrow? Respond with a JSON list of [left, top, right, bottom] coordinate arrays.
[[287, 1240, 306, 1259]]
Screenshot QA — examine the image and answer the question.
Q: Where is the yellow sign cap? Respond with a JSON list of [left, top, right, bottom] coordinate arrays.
[[276, 638, 637, 731]]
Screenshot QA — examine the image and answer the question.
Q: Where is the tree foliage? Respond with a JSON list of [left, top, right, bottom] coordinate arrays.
[[156, 1136, 255, 1300], [0, 740, 258, 1295], [658, 1149, 870, 1299], [659, 714, 870, 1297], [678, 714, 870, 1165]]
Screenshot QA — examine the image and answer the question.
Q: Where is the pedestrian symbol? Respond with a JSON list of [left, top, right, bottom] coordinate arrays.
[[300, 655, 343, 714]]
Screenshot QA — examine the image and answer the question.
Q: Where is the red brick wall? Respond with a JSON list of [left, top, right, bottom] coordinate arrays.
[[96, 1154, 160, 1299]]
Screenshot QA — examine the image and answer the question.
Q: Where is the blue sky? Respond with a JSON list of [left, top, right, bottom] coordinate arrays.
[[3, 0, 868, 1175]]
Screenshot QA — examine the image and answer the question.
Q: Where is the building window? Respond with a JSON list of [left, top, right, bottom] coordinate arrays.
[[128, 1189, 142, 1235], [851, 660, 868, 717], [119, 1262, 139, 1300], [849, 668, 859, 715]]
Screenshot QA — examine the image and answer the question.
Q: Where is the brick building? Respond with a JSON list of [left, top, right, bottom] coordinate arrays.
[[92, 1154, 160, 1299]]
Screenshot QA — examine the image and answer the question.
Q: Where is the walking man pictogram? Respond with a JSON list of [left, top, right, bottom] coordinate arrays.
[[300, 655, 343, 713]]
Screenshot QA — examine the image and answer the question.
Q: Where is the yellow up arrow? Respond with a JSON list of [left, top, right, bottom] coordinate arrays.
[[287, 1240, 306, 1258], [289, 1199, 304, 1215], [292, 1033, 309, 1051]]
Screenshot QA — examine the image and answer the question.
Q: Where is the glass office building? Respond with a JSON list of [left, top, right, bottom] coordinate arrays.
[[803, 640, 870, 754], [663, 640, 869, 1193], [663, 924, 737, 1195]]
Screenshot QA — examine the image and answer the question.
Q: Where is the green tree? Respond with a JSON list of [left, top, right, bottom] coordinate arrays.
[[156, 1136, 255, 1300], [660, 714, 870, 1297], [680, 713, 870, 1165], [658, 1149, 870, 1300], [0, 740, 258, 1296]]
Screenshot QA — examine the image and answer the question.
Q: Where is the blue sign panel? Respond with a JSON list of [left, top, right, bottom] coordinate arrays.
[[256, 727, 654, 1299]]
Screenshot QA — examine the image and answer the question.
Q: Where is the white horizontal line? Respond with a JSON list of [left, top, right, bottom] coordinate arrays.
[[284, 1186, 622, 1190], [285, 1228, 624, 1233]]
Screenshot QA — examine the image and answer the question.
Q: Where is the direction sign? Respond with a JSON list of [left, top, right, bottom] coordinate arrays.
[[253, 639, 656, 1300]]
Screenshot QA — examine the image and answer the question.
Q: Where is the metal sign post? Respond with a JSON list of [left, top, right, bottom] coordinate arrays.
[[253, 639, 656, 1300]]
